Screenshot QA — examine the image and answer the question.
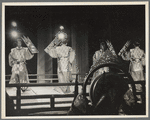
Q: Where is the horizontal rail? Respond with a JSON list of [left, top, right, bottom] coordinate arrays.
[[5, 74, 57, 77], [11, 94, 75, 99], [21, 94, 75, 99], [5, 78, 59, 82], [14, 100, 73, 106], [6, 83, 83, 87], [5, 73, 85, 77], [19, 102, 50, 106], [11, 93, 89, 100], [55, 101, 72, 104], [6, 81, 145, 87], [29, 78, 59, 80]]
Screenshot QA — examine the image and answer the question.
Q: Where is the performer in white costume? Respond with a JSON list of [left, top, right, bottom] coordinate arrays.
[[121, 41, 145, 103], [9, 39, 34, 84], [44, 29, 75, 93]]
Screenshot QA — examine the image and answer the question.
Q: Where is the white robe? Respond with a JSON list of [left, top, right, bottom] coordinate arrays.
[[45, 44, 75, 93], [9, 47, 34, 84], [122, 47, 145, 101], [122, 47, 145, 81]]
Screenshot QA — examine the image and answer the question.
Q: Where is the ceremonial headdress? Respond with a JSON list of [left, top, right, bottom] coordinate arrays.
[[55, 26, 68, 44]]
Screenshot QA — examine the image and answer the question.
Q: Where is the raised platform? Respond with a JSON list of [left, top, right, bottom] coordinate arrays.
[[6, 86, 75, 115]]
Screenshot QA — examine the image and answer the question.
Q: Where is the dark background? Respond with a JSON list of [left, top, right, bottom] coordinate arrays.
[[5, 5, 145, 75]]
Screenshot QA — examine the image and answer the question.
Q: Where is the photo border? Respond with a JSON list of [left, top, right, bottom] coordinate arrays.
[[1, 1, 149, 119]]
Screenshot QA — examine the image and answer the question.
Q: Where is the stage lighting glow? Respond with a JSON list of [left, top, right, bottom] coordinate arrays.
[[12, 21, 17, 27], [11, 31, 18, 38], [58, 33, 65, 40], [60, 26, 64, 30]]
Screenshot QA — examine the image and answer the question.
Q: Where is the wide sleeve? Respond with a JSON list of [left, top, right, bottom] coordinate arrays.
[[69, 48, 75, 63], [9, 54, 14, 67], [121, 51, 130, 61], [44, 47, 57, 58], [25, 48, 34, 60], [8, 49, 16, 67], [44, 40, 58, 58]]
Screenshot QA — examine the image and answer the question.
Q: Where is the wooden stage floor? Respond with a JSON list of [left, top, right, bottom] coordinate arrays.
[[6, 86, 76, 115], [6, 86, 75, 107]]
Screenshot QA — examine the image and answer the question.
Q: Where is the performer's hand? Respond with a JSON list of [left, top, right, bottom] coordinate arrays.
[[54, 38, 61, 46]]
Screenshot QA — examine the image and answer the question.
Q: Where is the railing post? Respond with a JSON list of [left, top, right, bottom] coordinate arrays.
[[37, 75, 39, 83], [131, 81, 137, 103], [84, 73, 88, 95], [51, 95, 55, 110], [16, 85, 21, 114], [141, 81, 145, 105], [74, 74, 79, 98]]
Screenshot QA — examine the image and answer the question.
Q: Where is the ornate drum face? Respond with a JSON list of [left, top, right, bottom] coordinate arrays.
[[90, 72, 128, 106], [82, 50, 136, 113]]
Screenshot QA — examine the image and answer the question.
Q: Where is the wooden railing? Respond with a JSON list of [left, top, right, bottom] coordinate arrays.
[[5, 73, 86, 83], [6, 74, 146, 116], [6, 74, 86, 116], [132, 81, 146, 105]]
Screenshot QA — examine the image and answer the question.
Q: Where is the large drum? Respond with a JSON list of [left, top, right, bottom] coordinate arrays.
[[68, 50, 137, 115]]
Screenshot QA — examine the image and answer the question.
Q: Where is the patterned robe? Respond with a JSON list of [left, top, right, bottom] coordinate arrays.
[[121, 46, 145, 102], [129, 47, 145, 97], [45, 44, 75, 93], [92, 49, 109, 79], [122, 47, 145, 81], [9, 47, 34, 84]]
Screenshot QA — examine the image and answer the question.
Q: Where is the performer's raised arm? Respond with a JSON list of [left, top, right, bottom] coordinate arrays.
[[121, 51, 130, 61], [44, 37, 61, 58], [25, 48, 34, 60]]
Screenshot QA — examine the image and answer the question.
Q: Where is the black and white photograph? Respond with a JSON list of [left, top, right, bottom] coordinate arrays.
[[1, 1, 149, 118]]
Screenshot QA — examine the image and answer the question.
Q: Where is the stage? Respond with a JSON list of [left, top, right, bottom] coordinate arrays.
[[6, 86, 75, 115]]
